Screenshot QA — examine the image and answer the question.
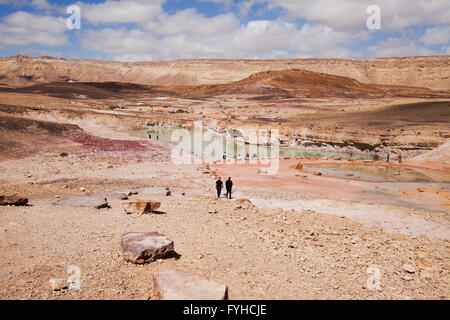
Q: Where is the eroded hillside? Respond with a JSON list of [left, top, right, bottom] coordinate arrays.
[[0, 55, 449, 90]]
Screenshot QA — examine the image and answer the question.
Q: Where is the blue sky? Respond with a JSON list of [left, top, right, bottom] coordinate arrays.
[[0, 0, 449, 61]]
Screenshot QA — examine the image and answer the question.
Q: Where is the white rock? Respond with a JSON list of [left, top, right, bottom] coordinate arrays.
[[49, 278, 68, 291], [402, 263, 416, 273]]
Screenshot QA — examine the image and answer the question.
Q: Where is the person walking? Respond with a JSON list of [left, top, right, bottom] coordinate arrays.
[[225, 177, 233, 199], [216, 177, 223, 199], [386, 152, 390, 162]]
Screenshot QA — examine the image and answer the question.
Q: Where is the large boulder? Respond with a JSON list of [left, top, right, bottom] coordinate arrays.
[[0, 196, 28, 206], [121, 232, 174, 264], [53, 196, 109, 209], [122, 200, 161, 214], [153, 270, 228, 300]]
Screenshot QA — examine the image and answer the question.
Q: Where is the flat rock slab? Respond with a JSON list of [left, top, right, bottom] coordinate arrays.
[[87, 191, 128, 200], [114, 189, 139, 196], [121, 232, 174, 264], [0, 195, 28, 206], [122, 200, 161, 214], [53, 196, 109, 209], [136, 187, 169, 195], [153, 270, 228, 300], [168, 192, 185, 197]]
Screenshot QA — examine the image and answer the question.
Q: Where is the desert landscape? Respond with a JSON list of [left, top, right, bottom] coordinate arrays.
[[0, 55, 449, 300]]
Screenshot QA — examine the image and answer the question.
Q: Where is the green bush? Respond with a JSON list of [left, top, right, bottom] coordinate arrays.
[[59, 152, 68, 157]]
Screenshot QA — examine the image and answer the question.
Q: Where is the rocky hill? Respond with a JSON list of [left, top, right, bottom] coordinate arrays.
[[3, 69, 446, 100], [154, 69, 445, 98]]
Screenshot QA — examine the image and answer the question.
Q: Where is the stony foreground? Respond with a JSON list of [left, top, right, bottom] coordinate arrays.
[[0, 181, 448, 300]]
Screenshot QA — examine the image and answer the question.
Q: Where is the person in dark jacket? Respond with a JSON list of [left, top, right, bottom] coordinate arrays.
[[225, 177, 233, 199], [216, 177, 223, 199]]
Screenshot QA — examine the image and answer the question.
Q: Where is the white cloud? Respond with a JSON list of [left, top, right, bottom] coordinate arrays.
[[78, 0, 164, 25], [0, 11, 67, 46], [31, 0, 52, 10], [1, 0, 447, 61], [267, 0, 450, 31], [368, 38, 436, 58], [81, 27, 156, 57], [0, 0, 29, 6], [143, 9, 239, 37], [237, 0, 266, 16], [80, 18, 359, 61], [198, 0, 234, 10], [420, 25, 450, 46]]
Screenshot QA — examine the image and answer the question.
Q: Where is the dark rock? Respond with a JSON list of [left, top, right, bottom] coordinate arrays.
[[0, 196, 28, 206]]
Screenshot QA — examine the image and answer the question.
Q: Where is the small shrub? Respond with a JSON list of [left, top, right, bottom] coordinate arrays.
[[60, 152, 68, 157]]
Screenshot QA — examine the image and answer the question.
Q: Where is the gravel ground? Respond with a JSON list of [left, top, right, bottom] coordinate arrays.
[[0, 140, 449, 300], [0, 172, 448, 300]]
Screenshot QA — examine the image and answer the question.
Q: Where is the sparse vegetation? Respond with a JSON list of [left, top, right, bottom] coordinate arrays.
[[169, 109, 189, 114]]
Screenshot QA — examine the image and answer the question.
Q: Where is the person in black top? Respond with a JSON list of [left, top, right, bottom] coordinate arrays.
[[216, 177, 223, 199], [225, 177, 233, 199]]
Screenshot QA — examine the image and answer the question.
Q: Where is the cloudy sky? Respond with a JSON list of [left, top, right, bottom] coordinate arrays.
[[0, 0, 449, 61]]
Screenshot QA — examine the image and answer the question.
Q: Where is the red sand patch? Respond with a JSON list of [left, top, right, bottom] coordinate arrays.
[[66, 129, 165, 152]]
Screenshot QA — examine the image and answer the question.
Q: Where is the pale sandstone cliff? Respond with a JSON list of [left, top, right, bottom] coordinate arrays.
[[0, 55, 449, 90]]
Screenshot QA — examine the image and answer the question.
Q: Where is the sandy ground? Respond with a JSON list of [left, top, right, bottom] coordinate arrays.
[[0, 75, 448, 300], [0, 142, 449, 300]]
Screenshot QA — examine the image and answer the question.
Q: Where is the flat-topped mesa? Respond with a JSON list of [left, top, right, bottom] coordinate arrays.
[[1, 55, 449, 89]]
